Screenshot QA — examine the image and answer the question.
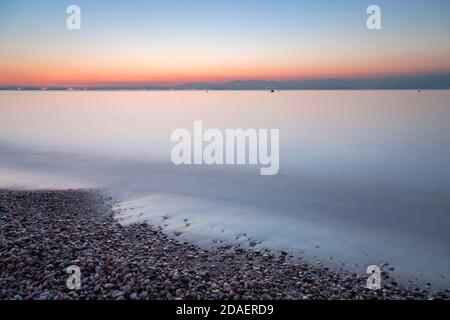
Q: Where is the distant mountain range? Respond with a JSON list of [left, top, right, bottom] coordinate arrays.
[[2, 73, 449, 91]]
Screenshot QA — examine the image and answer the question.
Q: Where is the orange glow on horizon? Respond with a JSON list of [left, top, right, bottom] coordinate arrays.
[[1, 50, 450, 86], [2, 64, 450, 87]]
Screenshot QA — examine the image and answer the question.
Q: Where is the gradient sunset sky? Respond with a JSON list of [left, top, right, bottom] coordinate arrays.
[[1, 0, 449, 86]]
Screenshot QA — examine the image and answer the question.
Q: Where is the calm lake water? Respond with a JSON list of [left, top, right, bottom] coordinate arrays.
[[1, 90, 449, 288]]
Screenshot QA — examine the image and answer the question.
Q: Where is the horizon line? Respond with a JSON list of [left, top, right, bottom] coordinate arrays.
[[1, 73, 449, 90]]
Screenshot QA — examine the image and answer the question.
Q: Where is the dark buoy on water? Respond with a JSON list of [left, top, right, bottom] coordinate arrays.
[[270, 89, 275, 93], [417, 89, 421, 92]]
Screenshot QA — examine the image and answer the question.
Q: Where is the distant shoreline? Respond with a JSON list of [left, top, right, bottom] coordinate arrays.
[[1, 88, 449, 92], [1, 73, 449, 91]]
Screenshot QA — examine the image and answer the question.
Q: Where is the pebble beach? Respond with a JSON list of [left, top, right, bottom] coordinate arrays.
[[0, 189, 448, 300]]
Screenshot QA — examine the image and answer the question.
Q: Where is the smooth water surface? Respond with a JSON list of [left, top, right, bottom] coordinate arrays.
[[1, 90, 449, 288]]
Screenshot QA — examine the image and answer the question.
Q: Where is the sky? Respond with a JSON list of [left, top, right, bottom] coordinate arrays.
[[0, 0, 449, 86]]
